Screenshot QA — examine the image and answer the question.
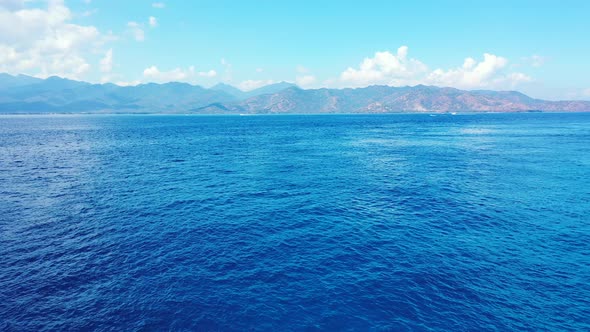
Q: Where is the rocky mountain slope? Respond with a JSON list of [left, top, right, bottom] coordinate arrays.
[[195, 85, 590, 114]]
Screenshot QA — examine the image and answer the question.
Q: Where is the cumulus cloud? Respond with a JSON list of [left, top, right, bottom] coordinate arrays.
[[127, 21, 144, 41], [427, 54, 506, 87], [0, 0, 108, 79], [340, 46, 428, 87], [426, 53, 531, 89], [338, 46, 531, 90], [149, 16, 157, 27], [99, 48, 113, 73], [238, 79, 274, 91], [152, 2, 165, 8]]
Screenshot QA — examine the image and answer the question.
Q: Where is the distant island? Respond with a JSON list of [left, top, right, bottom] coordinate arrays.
[[1, 73, 589, 114]]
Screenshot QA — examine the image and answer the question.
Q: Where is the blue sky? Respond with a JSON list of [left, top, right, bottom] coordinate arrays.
[[1, 0, 589, 99]]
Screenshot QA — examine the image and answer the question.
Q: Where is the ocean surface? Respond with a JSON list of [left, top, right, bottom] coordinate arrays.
[[1, 113, 589, 331]]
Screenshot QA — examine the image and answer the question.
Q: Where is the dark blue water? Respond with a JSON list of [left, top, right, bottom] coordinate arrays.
[[1, 113, 589, 331]]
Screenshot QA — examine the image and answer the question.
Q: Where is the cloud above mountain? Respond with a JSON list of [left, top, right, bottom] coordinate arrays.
[[338, 46, 531, 89], [296, 75, 316, 87], [143, 66, 193, 82], [100, 49, 113, 73], [142, 65, 217, 83], [0, 0, 106, 79], [426, 53, 531, 89], [0, 2, 574, 98], [340, 46, 428, 87], [0, 1, 545, 93]]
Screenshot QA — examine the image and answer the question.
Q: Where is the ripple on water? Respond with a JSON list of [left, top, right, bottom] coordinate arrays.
[[1, 113, 589, 331]]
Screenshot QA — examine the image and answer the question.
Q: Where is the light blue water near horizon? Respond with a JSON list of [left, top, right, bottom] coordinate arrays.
[[1, 113, 589, 331]]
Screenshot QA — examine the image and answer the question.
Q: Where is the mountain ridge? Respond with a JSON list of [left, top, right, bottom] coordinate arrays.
[[0, 73, 588, 114], [195, 85, 590, 114]]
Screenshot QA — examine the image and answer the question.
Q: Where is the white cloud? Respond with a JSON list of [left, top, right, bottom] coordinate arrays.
[[583, 88, 590, 97], [238, 79, 274, 91], [0, 0, 108, 79], [99, 48, 113, 73], [143, 65, 197, 83], [198, 69, 217, 78], [256, 68, 264, 73], [426, 53, 530, 89], [338, 46, 532, 90], [127, 21, 144, 41], [143, 66, 217, 83], [149, 16, 157, 27], [340, 46, 428, 87], [427, 54, 506, 87], [142, 65, 215, 82], [296, 75, 316, 87], [152, 2, 165, 8]]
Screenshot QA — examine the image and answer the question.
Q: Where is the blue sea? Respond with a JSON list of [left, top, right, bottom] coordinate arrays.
[[1, 113, 589, 331]]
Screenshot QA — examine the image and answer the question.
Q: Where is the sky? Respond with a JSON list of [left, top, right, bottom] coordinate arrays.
[[0, 0, 589, 100]]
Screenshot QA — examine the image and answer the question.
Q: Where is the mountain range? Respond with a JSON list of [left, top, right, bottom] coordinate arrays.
[[1, 73, 589, 114]]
